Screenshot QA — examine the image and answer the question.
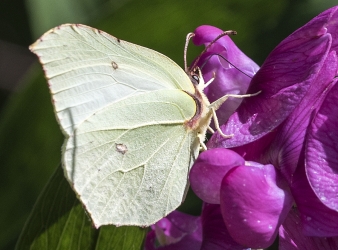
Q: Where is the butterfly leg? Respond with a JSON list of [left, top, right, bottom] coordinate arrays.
[[198, 133, 208, 151], [204, 72, 216, 88], [211, 107, 234, 138], [209, 91, 261, 111], [207, 126, 215, 134], [208, 91, 261, 138]]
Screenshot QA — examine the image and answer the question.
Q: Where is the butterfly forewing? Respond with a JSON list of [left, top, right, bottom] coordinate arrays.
[[30, 24, 195, 136]]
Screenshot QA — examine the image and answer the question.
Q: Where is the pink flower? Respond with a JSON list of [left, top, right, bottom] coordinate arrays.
[[146, 6, 338, 250], [191, 6, 338, 249]]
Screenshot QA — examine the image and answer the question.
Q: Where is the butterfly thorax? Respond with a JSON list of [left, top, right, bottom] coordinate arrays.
[[184, 72, 212, 142]]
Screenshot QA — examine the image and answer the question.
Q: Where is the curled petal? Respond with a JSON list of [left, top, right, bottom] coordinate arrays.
[[190, 149, 245, 204], [192, 25, 259, 124], [193, 25, 259, 77], [220, 164, 293, 248], [309, 6, 338, 52]]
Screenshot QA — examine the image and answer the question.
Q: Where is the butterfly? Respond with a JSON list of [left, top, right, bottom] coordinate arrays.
[[30, 24, 253, 228]]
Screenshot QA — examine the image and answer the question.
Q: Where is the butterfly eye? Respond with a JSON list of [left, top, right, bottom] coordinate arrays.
[[189, 69, 200, 86]]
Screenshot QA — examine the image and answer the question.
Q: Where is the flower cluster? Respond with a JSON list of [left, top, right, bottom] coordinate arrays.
[[145, 6, 338, 250]]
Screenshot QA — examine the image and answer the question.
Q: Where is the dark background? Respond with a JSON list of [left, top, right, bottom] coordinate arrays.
[[0, 0, 336, 249]]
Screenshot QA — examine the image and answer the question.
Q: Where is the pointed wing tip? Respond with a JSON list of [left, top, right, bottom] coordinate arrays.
[[29, 24, 85, 51]]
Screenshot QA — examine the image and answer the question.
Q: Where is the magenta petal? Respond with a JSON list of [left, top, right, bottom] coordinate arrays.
[[265, 51, 338, 180], [201, 203, 249, 250], [193, 25, 259, 77], [225, 129, 277, 162], [279, 208, 338, 250], [201, 57, 255, 125], [209, 9, 332, 148], [306, 77, 338, 211], [192, 25, 259, 124], [220, 164, 293, 248], [311, 6, 338, 52], [291, 156, 338, 237], [144, 211, 202, 250], [190, 149, 245, 204]]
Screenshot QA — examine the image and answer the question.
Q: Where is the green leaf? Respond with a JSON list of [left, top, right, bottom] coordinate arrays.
[[15, 166, 147, 250], [96, 226, 147, 249]]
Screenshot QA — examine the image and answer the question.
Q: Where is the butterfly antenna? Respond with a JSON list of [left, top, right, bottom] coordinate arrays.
[[190, 30, 237, 71], [184, 32, 195, 73], [200, 53, 253, 79]]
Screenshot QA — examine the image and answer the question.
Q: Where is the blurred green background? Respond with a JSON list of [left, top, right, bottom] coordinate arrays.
[[0, 0, 337, 249]]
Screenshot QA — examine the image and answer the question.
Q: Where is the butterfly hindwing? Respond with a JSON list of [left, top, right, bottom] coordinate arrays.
[[63, 89, 199, 226]]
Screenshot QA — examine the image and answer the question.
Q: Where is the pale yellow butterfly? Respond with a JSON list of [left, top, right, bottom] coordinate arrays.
[[30, 24, 252, 227]]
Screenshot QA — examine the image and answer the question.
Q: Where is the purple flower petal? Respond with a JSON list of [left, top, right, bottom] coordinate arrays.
[[144, 211, 202, 250], [314, 6, 338, 52], [192, 25, 259, 124], [190, 149, 245, 204], [291, 157, 338, 237], [209, 9, 332, 148], [306, 76, 338, 212], [185, 7, 338, 249], [279, 208, 338, 250], [201, 203, 249, 250], [264, 51, 338, 181], [220, 164, 293, 248], [201, 57, 254, 125], [224, 129, 277, 162], [193, 25, 259, 77]]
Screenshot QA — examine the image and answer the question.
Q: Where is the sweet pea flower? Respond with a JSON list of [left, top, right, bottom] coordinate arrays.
[[190, 5, 338, 250], [145, 5, 338, 250]]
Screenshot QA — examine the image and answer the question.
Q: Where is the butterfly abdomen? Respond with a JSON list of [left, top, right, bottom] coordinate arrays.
[[184, 86, 211, 140]]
